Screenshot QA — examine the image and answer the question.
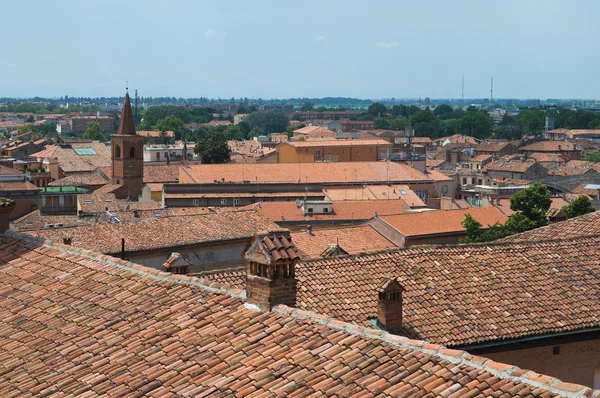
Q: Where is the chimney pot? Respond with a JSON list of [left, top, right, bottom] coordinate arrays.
[[0, 199, 15, 234], [244, 235, 299, 311], [306, 225, 312, 235], [376, 277, 404, 333]]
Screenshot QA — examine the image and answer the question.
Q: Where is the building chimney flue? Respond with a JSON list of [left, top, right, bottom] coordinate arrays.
[[306, 225, 312, 236], [244, 235, 300, 311], [376, 277, 404, 333], [0, 199, 15, 234]]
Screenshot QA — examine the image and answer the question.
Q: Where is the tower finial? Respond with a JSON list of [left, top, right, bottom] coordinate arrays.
[[126, 80, 129, 92]]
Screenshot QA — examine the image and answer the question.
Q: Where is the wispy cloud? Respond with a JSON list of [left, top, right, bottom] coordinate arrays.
[[374, 41, 400, 48], [204, 29, 226, 39], [313, 36, 326, 42]]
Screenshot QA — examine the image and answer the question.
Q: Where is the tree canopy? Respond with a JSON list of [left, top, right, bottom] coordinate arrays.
[[460, 183, 552, 243], [194, 132, 231, 164], [155, 115, 186, 140], [458, 111, 492, 139], [82, 121, 104, 141], [563, 195, 595, 218], [243, 110, 289, 134]]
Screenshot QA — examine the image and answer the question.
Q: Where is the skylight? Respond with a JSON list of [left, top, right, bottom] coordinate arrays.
[[74, 148, 97, 156]]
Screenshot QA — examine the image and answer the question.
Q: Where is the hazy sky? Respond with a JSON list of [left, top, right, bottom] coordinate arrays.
[[1, 0, 598, 99]]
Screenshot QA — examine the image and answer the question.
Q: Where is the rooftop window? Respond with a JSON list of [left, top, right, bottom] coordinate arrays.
[[74, 148, 97, 156]]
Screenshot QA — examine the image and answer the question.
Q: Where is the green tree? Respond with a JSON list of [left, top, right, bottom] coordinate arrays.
[[373, 117, 390, 129], [517, 108, 545, 136], [583, 151, 600, 163], [460, 214, 505, 243], [300, 102, 315, 112], [141, 105, 191, 127], [458, 111, 492, 138], [194, 132, 231, 164], [389, 116, 407, 131], [433, 104, 453, 116], [440, 119, 458, 135], [82, 121, 104, 141], [410, 108, 440, 137], [509, 182, 551, 228], [367, 102, 388, 117], [243, 110, 289, 134], [223, 125, 244, 141], [390, 104, 408, 118], [155, 115, 186, 141], [563, 195, 595, 218]]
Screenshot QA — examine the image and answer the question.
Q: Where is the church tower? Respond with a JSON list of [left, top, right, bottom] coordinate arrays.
[[111, 91, 143, 200]]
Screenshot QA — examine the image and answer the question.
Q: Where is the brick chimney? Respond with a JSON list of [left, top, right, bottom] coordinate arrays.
[[0, 199, 15, 234], [163, 252, 191, 275], [244, 234, 300, 311], [376, 277, 404, 333]]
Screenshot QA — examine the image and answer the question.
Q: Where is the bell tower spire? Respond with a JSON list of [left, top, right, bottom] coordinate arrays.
[[111, 90, 144, 200]]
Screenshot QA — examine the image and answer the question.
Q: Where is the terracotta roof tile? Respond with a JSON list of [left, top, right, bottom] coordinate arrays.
[[285, 139, 390, 147], [501, 210, 600, 242], [179, 162, 431, 184], [0, 231, 587, 396], [295, 235, 600, 347], [378, 207, 507, 237], [252, 199, 409, 222], [520, 141, 579, 152], [143, 164, 179, 183], [27, 210, 286, 255], [291, 225, 397, 258], [47, 173, 108, 187], [483, 159, 542, 173]]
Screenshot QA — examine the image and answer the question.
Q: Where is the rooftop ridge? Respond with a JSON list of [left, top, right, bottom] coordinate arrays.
[[271, 305, 598, 398], [2, 230, 248, 299], [4, 230, 598, 396], [300, 232, 600, 264]]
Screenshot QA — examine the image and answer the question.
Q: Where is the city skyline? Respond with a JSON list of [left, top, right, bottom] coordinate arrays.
[[1, 0, 598, 99]]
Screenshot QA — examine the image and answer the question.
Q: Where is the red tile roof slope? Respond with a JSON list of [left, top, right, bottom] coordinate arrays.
[[298, 236, 600, 347], [500, 210, 600, 242], [253, 199, 409, 222], [179, 162, 430, 184], [27, 210, 286, 254], [203, 234, 600, 350], [0, 232, 590, 396], [379, 207, 508, 237], [143, 164, 179, 183], [291, 224, 397, 258], [520, 141, 579, 152]]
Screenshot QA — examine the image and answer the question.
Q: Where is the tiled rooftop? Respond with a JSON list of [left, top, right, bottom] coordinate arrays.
[[47, 173, 108, 187], [142, 164, 179, 183], [31, 141, 112, 173], [378, 207, 508, 237], [500, 210, 600, 242], [203, 234, 600, 350], [291, 225, 397, 258], [28, 210, 286, 255], [323, 184, 427, 207], [250, 199, 409, 222], [0, 232, 591, 396], [483, 159, 541, 173], [285, 139, 391, 147], [520, 141, 579, 152], [178, 162, 431, 184]]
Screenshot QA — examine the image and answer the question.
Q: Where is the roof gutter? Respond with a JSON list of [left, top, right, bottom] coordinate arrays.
[[458, 327, 600, 351]]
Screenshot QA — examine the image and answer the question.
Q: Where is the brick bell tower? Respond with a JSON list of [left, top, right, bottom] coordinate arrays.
[[111, 90, 143, 200]]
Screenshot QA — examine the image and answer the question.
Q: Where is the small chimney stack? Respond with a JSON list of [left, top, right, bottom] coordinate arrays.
[[244, 234, 300, 311], [306, 225, 313, 236], [0, 199, 15, 234], [163, 252, 190, 275], [376, 277, 405, 333]]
